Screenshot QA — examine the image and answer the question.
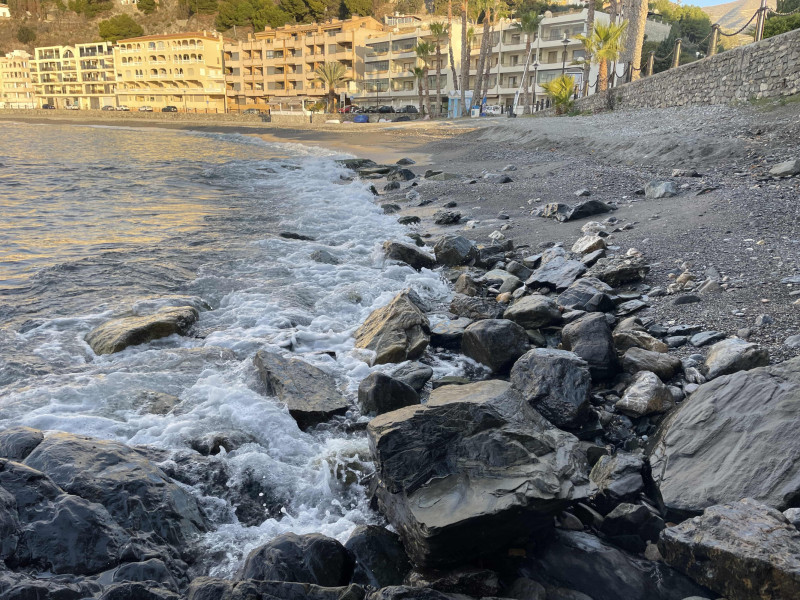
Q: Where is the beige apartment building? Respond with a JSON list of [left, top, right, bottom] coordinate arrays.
[[30, 42, 116, 109], [114, 31, 226, 112], [0, 50, 36, 108], [223, 16, 385, 111]]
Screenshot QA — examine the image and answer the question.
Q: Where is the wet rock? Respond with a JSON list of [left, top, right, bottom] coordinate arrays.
[[504, 295, 562, 329], [367, 380, 592, 568], [382, 203, 401, 214], [510, 349, 592, 429], [449, 294, 503, 320], [388, 168, 415, 182], [557, 278, 616, 313], [644, 181, 678, 198], [688, 331, 725, 347], [540, 202, 572, 222], [187, 578, 365, 600], [430, 317, 472, 350], [526, 257, 587, 291], [355, 290, 430, 365], [649, 358, 800, 516], [0, 487, 18, 560], [508, 577, 546, 600], [561, 313, 620, 382], [368, 586, 453, 600], [279, 232, 315, 241], [769, 158, 800, 177], [0, 426, 44, 461], [613, 330, 668, 354], [85, 306, 199, 355], [528, 530, 709, 600], [462, 319, 529, 374], [383, 241, 435, 271], [0, 574, 101, 600], [390, 362, 434, 393], [406, 567, 501, 596], [345, 525, 410, 588], [112, 559, 178, 589], [99, 583, 181, 600], [585, 257, 650, 287], [571, 236, 607, 255], [703, 338, 769, 380], [239, 532, 354, 587], [433, 235, 477, 266], [254, 351, 349, 429], [622, 347, 681, 381], [398, 216, 421, 226], [433, 211, 461, 225], [397, 158, 415, 165], [590, 452, 644, 506], [358, 372, 419, 417], [23, 433, 205, 546], [310, 249, 340, 265], [568, 200, 614, 221], [615, 372, 673, 418], [475, 244, 508, 269], [383, 181, 401, 192], [659, 498, 800, 600], [600, 503, 664, 554], [453, 273, 480, 296]]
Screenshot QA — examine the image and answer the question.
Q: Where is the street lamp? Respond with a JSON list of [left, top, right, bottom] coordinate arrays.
[[532, 59, 539, 111], [561, 34, 571, 76]]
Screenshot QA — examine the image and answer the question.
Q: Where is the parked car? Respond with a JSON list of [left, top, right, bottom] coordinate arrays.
[[101, 105, 115, 111], [363, 106, 378, 113], [65, 104, 79, 110], [377, 105, 395, 113], [161, 106, 178, 112], [338, 105, 359, 114], [116, 105, 130, 111], [138, 106, 153, 112], [400, 105, 419, 114], [242, 108, 263, 115], [41, 104, 55, 109]]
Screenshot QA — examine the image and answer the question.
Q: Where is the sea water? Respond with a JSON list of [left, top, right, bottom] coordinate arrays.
[[0, 122, 460, 576]]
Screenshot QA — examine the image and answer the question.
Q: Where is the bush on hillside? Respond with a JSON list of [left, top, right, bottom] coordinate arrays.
[[16, 26, 36, 44], [68, 0, 113, 18], [98, 14, 144, 42], [137, 0, 157, 14]]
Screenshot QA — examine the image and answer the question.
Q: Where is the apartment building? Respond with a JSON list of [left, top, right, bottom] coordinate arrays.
[[0, 50, 36, 109], [223, 16, 384, 111], [30, 42, 116, 109], [114, 31, 226, 112]]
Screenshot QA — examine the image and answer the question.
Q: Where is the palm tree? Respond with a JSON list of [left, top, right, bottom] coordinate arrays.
[[471, 0, 492, 113], [576, 21, 627, 92], [480, 1, 507, 103], [460, 0, 469, 116], [314, 62, 349, 112], [429, 22, 447, 117], [625, 0, 648, 81], [411, 66, 426, 115], [541, 74, 575, 114], [514, 10, 542, 114], [414, 41, 434, 117], [582, 0, 596, 95], [447, 0, 459, 94]]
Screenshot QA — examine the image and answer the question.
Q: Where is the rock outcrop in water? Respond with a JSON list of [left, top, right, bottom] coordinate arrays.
[[85, 306, 199, 355], [355, 290, 430, 364]]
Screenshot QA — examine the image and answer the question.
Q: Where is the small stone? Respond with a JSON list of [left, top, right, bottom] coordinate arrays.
[[689, 331, 726, 347], [769, 159, 800, 177], [644, 181, 678, 199], [575, 189, 592, 197]]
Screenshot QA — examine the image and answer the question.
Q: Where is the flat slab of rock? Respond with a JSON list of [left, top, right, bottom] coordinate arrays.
[[649, 357, 800, 516], [255, 351, 349, 429], [769, 158, 800, 177], [585, 257, 650, 287], [368, 380, 593, 568], [85, 306, 198, 355], [557, 278, 616, 313], [355, 290, 430, 365], [526, 256, 587, 290], [622, 347, 681, 381], [659, 498, 800, 600], [503, 295, 562, 329], [645, 181, 678, 198]]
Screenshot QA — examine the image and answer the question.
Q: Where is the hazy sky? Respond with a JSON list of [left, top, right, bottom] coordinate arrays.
[[686, 0, 734, 6]]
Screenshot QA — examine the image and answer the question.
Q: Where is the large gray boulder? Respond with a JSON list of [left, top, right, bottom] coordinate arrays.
[[0, 426, 44, 461], [461, 319, 529, 374], [526, 256, 587, 290], [433, 235, 477, 266], [561, 313, 620, 382], [23, 432, 206, 546], [448, 294, 503, 320], [85, 306, 198, 355], [528, 530, 710, 600], [645, 181, 678, 198], [703, 338, 769, 380], [188, 578, 364, 600], [358, 372, 419, 417], [383, 241, 435, 271], [590, 452, 645, 505], [769, 158, 800, 177], [355, 290, 430, 365], [615, 371, 673, 418], [255, 351, 349, 429], [510, 349, 592, 429], [649, 358, 800, 517], [585, 257, 650, 287], [367, 380, 593, 568], [503, 295, 562, 329], [659, 498, 800, 600], [557, 278, 616, 313], [622, 347, 681, 381], [345, 525, 410, 588], [238, 532, 354, 587]]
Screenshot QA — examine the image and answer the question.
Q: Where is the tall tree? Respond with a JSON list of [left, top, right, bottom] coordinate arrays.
[[414, 41, 434, 117], [624, 0, 648, 81], [429, 22, 447, 116], [460, 0, 469, 115], [412, 66, 426, 114], [514, 10, 541, 113], [471, 0, 491, 110], [315, 61, 349, 112], [582, 0, 595, 95], [448, 0, 459, 93], [576, 21, 627, 92]]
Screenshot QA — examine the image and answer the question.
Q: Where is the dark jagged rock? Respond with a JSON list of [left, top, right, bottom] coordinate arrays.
[[99, 583, 181, 600], [0, 487, 18, 561], [433, 235, 477, 267], [622, 347, 681, 381], [406, 567, 500, 596], [454, 273, 480, 297], [368, 380, 593, 568], [355, 290, 430, 365], [649, 358, 800, 517], [703, 338, 769, 380], [357, 372, 419, 417], [310, 249, 340, 265], [503, 295, 562, 329], [600, 503, 664, 553], [398, 216, 421, 226], [590, 452, 644, 508], [568, 200, 614, 221], [561, 313, 620, 382], [388, 168, 415, 182], [367, 586, 453, 600], [0, 427, 44, 461], [615, 371, 673, 417], [526, 256, 587, 291], [23, 432, 206, 546], [345, 525, 410, 588], [85, 306, 199, 355], [510, 349, 592, 429], [659, 498, 800, 600], [448, 294, 503, 320], [390, 362, 434, 393], [557, 278, 616, 313], [585, 257, 650, 286], [238, 532, 354, 587], [475, 244, 507, 269], [254, 351, 349, 429], [337, 158, 377, 170], [0, 573, 102, 600], [112, 559, 178, 590], [433, 211, 462, 226], [430, 317, 472, 350], [279, 232, 316, 241], [383, 241, 435, 271], [461, 319, 529, 374]]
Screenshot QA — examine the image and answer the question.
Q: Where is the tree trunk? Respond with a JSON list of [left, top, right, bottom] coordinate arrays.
[[460, 0, 468, 115], [448, 0, 459, 92], [435, 43, 443, 116], [481, 23, 492, 102], [521, 37, 531, 114], [423, 67, 432, 117], [628, 0, 648, 81], [598, 58, 608, 92], [418, 79, 424, 114], [583, 0, 595, 95], [472, 9, 490, 113], [329, 87, 335, 112]]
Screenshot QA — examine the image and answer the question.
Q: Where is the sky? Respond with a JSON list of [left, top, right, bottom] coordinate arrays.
[[687, 0, 735, 6]]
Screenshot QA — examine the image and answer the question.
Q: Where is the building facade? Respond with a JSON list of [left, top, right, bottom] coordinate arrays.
[[30, 42, 116, 109], [114, 31, 226, 112], [223, 16, 385, 111], [0, 50, 35, 108]]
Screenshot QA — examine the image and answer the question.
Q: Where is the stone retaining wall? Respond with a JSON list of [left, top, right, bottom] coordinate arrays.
[[574, 27, 800, 113]]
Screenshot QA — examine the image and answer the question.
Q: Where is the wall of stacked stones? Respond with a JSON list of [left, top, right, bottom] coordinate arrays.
[[575, 27, 800, 112]]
